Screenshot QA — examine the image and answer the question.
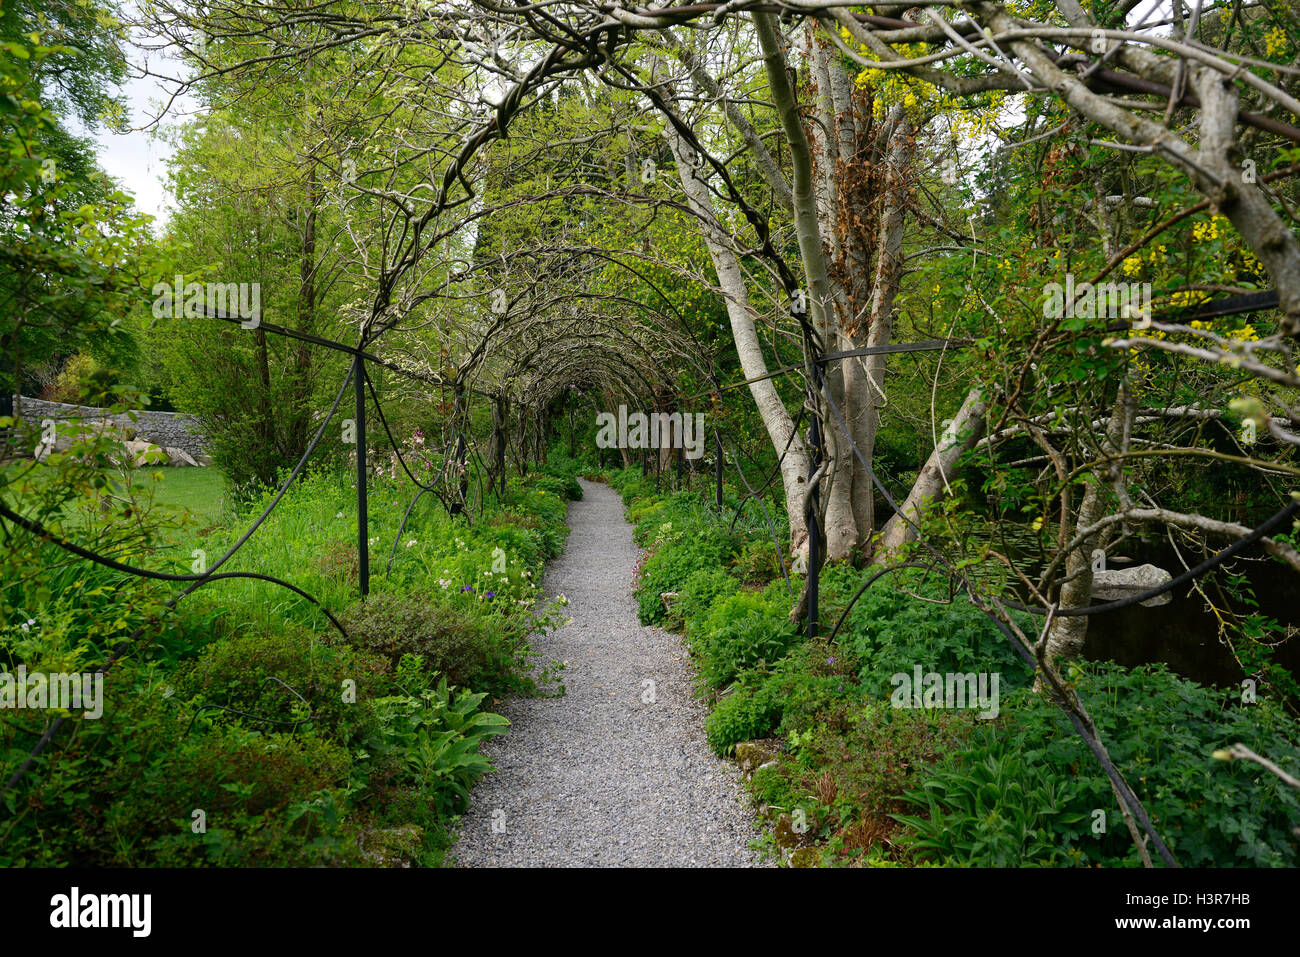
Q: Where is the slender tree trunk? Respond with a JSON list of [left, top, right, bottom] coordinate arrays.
[[874, 386, 988, 559], [660, 96, 810, 551], [755, 12, 852, 559]]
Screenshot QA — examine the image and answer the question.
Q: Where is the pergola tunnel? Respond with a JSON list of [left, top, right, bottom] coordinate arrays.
[[1, 0, 1299, 875]]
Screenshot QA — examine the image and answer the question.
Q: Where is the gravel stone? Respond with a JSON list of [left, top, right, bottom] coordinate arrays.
[[451, 479, 766, 867]]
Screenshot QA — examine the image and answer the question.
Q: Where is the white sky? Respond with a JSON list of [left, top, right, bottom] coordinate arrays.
[[93, 71, 179, 226]]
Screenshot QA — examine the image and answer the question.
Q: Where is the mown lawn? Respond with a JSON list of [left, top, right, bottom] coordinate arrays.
[[144, 467, 228, 525], [1, 461, 228, 534]]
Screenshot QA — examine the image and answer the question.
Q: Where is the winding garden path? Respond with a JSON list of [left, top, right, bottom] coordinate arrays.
[[451, 479, 764, 867]]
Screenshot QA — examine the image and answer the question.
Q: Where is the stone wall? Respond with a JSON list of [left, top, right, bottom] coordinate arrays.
[[17, 396, 208, 458]]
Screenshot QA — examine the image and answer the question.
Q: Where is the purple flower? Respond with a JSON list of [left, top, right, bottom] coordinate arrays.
[[826, 656, 835, 666], [461, 584, 474, 593], [486, 592, 496, 599]]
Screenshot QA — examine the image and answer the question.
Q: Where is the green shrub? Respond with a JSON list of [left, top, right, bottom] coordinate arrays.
[[698, 586, 788, 633], [634, 526, 736, 625], [761, 640, 864, 737], [627, 497, 667, 527], [103, 725, 362, 867], [676, 566, 739, 634], [181, 627, 391, 744], [337, 592, 533, 697], [898, 662, 1300, 867], [700, 610, 799, 690], [821, 566, 1033, 696], [706, 688, 781, 755], [607, 466, 656, 505], [734, 696, 977, 864], [893, 752, 1089, 866], [357, 665, 509, 817], [732, 538, 783, 583]]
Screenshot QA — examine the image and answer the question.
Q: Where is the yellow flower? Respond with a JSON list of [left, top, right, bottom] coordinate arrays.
[[1192, 215, 1229, 242], [1265, 27, 1288, 58], [1121, 256, 1143, 277]]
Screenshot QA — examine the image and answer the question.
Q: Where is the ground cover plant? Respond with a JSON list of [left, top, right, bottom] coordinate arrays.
[[608, 468, 1300, 868], [1, 450, 581, 867]]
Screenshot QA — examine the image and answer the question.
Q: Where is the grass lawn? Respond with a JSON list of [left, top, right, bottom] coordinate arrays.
[[2, 461, 229, 533], [145, 467, 228, 525]]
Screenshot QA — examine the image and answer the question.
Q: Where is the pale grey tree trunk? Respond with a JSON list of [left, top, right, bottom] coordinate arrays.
[[875, 386, 988, 558], [755, 12, 858, 560], [660, 109, 812, 551]]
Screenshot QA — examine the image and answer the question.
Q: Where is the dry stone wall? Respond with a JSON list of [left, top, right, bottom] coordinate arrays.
[[17, 396, 208, 459]]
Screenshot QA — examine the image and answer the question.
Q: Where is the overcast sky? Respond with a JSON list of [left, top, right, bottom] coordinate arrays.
[[81, 28, 198, 230], [94, 77, 176, 225]]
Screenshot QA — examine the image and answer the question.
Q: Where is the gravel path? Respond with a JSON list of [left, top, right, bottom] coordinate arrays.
[[451, 479, 765, 867]]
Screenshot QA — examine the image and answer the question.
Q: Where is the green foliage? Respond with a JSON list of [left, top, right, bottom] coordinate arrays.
[[900, 662, 1300, 867], [731, 538, 782, 583], [105, 726, 362, 867], [634, 523, 736, 625], [538, 452, 585, 499], [0, 459, 572, 866], [357, 664, 509, 818], [760, 640, 863, 738], [675, 566, 739, 633], [0, 33, 157, 410], [706, 688, 781, 756], [821, 565, 1034, 696], [697, 605, 798, 690], [893, 753, 1089, 867], [180, 626, 390, 743], [337, 592, 535, 698]]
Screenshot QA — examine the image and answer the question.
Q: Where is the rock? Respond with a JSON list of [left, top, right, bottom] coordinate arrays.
[[164, 446, 199, 467], [18, 397, 206, 465], [774, 813, 802, 849], [359, 824, 424, 867], [789, 847, 820, 868], [1091, 564, 1173, 607], [122, 440, 168, 467], [734, 740, 780, 776], [33, 419, 130, 461]]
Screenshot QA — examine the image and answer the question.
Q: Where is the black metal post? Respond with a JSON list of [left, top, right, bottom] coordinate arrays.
[[459, 388, 470, 505], [354, 355, 369, 598], [715, 432, 723, 509], [806, 364, 824, 642], [450, 385, 468, 515]]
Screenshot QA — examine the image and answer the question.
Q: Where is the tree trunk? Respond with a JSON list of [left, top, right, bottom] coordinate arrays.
[[660, 96, 810, 552], [874, 387, 988, 559]]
